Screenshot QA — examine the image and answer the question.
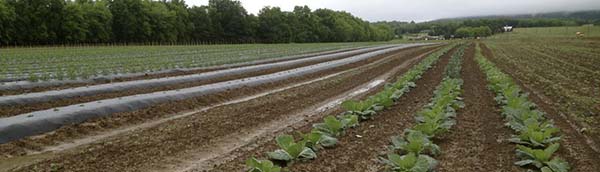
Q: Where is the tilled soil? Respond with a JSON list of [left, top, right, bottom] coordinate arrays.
[[435, 43, 519, 172], [212, 46, 456, 172], [0, 46, 437, 158], [3, 45, 443, 171], [0, 47, 367, 96], [0, 47, 409, 117], [481, 43, 600, 172]]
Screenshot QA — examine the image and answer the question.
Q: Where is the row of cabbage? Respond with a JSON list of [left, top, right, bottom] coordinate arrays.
[[244, 45, 455, 172], [379, 44, 465, 172], [475, 44, 570, 172]]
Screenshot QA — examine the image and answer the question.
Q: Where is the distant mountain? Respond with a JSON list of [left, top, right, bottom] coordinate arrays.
[[434, 10, 600, 22]]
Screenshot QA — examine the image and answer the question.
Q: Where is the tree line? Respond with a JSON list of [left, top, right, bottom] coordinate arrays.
[[377, 17, 596, 39], [0, 0, 395, 46]]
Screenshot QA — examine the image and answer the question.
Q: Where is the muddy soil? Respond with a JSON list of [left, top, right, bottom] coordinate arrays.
[[2, 45, 443, 171], [481, 43, 600, 172], [211, 46, 456, 172], [435, 43, 519, 172], [0, 46, 424, 118]]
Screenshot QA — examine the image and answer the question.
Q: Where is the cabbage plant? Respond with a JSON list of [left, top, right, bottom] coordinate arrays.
[[313, 115, 357, 137], [508, 119, 562, 147], [341, 99, 378, 120], [390, 130, 440, 156], [515, 144, 570, 172], [246, 157, 281, 172], [300, 130, 338, 151], [267, 135, 316, 162], [381, 153, 437, 172]]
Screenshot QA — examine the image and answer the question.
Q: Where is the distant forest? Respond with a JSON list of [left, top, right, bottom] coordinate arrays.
[[377, 10, 600, 39], [0, 0, 395, 45]]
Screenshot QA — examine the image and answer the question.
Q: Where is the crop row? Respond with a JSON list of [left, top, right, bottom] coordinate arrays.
[[0, 43, 381, 82], [379, 44, 465, 172], [475, 44, 570, 172], [244, 45, 454, 172]]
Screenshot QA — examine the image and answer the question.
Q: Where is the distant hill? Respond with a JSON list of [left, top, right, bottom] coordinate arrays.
[[434, 10, 600, 23]]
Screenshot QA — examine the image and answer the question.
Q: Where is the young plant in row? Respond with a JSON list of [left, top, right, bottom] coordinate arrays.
[[341, 45, 456, 120], [381, 152, 438, 172], [312, 115, 358, 138], [246, 157, 282, 172], [508, 118, 562, 148], [515, 144, 570, 172], [389, 130, 441, 156], [244, 45, 457, 171], [475, 43, 570, 172], [381, 44, 467, 172], [267, 135, 317, 163]]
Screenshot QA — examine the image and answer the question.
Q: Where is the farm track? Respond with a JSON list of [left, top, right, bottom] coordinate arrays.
[[0, 46, 409, 117], [481, 43, 600, 172], [435, 43, 519, 172], [213, 46, 456, 172], [1, 45, 442, 171], [0, 46, 370, 96]]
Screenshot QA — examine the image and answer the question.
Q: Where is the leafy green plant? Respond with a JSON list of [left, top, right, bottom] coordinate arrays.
[[246, 157, 282, 172], [476, 44, 570, 172], [267, 135, 316, 162], [508, 119, 561, 147], [372, 89, 395, 108], [341, 100, 378, 120], [313, 116, 351, 137], [381, 152, 437, 172], [412, 116, 455, 137], [515, 144, 570, 172], [390, 130, 440, 156], [300, 130, 338, 151]]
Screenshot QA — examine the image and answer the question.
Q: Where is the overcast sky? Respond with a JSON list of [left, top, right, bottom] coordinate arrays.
[[185, 0, 600, 22]]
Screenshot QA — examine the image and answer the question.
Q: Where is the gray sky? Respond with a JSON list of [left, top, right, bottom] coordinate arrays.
[[185, 0, 600, 22]]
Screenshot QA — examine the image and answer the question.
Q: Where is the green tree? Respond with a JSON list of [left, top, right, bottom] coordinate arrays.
[[208, 0, 253, 42], [62, 1, 88, 43], [110, 0, 147, 43], [257, 6, 291, 43], [189, 5, 213, 41], [0, 0, 16, 45], [79, 0, 112, 43]]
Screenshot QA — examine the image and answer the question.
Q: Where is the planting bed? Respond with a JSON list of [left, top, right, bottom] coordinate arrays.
[[480, 42, 600, 172], [212, 44, 456, 172], [1, 43, 441, 171], [0, 45, 399, 117], [435, 43, 519, 171], [2, 37, 598, 172]]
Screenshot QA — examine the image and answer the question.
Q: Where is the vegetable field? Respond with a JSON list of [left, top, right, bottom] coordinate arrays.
[[1, 27, 599, 172], [0, 42, 391, 83]]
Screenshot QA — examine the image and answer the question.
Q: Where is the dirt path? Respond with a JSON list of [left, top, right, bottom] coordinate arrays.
[[435, 43, 519, 172], [4, 45, 444, 172], [481, 43, 600, 172], [0, 47, 418, 117], [210, 47, 456, 172]]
